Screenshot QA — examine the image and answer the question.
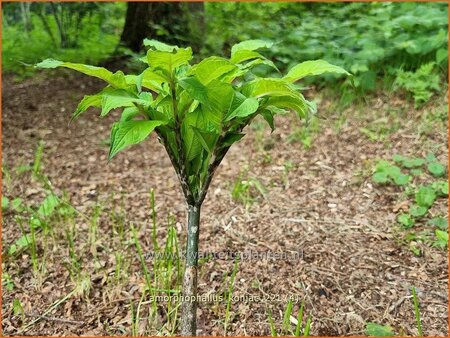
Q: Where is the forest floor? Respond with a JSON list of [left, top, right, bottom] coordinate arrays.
[[1, 72, 448, 336]]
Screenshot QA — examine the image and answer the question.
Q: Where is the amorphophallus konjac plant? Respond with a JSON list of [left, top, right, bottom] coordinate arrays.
[[36, 39, 349, 335]]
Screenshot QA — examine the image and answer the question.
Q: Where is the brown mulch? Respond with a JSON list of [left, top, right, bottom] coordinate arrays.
[[1, 72, 448, 336]]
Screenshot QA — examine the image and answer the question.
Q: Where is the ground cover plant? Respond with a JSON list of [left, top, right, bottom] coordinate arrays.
[[371, 153, 448, 255], [35, 39, 348, 335]]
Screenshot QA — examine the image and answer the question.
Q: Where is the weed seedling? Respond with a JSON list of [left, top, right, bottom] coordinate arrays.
[[232, 171, 267, 208], [411, 286, 423, 336], [224, 259, 239, 335], [267, 299, 312, 336], [372, 153, 448, 248]]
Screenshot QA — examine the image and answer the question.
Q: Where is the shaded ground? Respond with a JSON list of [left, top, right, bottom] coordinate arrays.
[[1, 72, 448, 336]]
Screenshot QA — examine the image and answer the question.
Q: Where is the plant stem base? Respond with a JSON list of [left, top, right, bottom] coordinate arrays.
[[180, 266, 198, 336]]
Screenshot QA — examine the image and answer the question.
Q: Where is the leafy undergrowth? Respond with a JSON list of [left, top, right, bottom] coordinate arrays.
[[2, 3, 126, 78], [205, 2, 448, 107], [371, 153, 448, 256]]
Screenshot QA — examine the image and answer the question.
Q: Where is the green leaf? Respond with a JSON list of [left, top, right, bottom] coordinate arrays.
[[11, 198, 24, 211], [7, 245, 17, 256], [182, 108, 206, 161], [30, 217, 42, 228], [231, 50, 277, 70], [410, 169, 423, 176], [36, 59, 128, 88], [283, 60, 350, 83], [265, 106, 289, 115], [219, 67, 247, 83], [392, 154, 405, 162], [100, 89, 151, 117], [398, 213, 415, 228], [409, 244, 421, 257], [10, 235, 31, 254], [434, 229, 448, 248], [191, 127, 219, 153], [72, 94, 102, 120], [242, 78, 300, 99], [427, 217, 448, 230], [109, 120, 166, 160], [13, 299, 24, 316], [431, 181, 449, 196], [204, 80, 235, 117], [120, 107, 142, 122], [444, 184, 449, 195], [402, 158, 425, 168], [260, 109, 275, 132], [393, 174, 410, 186], [230, 39, 273, 56], [130, 69, 167, 92], [17, 234, 32, 247], [2, 196, 9, 210], [372, 172, 389, 183], [409, 204, 428, 218], [179, 77, 209, 105], [38, 194, 60, 218], [436, 48, 448, 64], [427, 162, 446, 177], [425, 152, 437, 162], [265, 95, 308, 118], [306, 99, 317, 115], [415, 186, 436, 208], [225, 97, 259, 121], [143, 39, 178, 52], [189, 57, 237, 85], [236, 50, 280, 70], [375, 160, 391, 172], [177, 90, 196, 116], [147, 47, 193, 75], [384, 165, 401, 178], [365, 322, 395, 336], [439, 181, 448, 195], [180, 79, 234, 124]]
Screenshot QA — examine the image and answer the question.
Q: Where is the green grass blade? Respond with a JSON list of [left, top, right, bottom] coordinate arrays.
[[303, 315, 312, 336], [267, 309, 277, 337], [282, 299, 293, 334], [294, 300, 305, 336], [224, 259, 239, 335], [411, 286, 423, 336]]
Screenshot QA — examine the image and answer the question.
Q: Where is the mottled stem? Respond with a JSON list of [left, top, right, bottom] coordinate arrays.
[[180, 204, 201, 336]]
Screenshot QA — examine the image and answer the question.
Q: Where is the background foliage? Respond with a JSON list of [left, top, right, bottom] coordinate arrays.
[[204, 2, 448, 105], [2, 2, 448, 103], [2, 2, 126, 76]]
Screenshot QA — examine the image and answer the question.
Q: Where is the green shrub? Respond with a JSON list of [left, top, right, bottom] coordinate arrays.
[[394, 63, 441, 107]]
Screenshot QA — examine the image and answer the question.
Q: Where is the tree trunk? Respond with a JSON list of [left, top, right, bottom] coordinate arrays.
[[180, 204, 201, 336], [120, 2, 152, 52], [20, 2, 32, 33], [119, 2, 204, 52], [36, 4, 57, 48], [50, 3, 67, 48]]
